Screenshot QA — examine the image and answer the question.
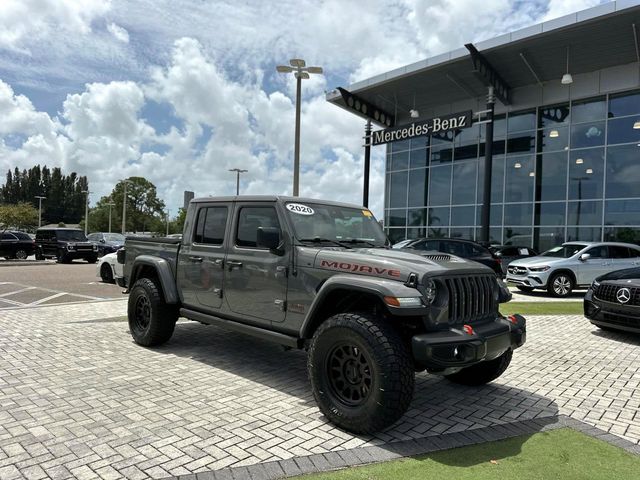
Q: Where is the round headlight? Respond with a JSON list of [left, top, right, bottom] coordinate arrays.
[[424, 278, 437, 304]]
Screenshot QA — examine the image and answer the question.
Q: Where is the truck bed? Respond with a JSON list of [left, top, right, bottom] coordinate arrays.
[[123, 236, 182, 280]]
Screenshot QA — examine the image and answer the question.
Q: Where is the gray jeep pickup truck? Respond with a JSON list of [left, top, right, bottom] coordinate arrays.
[[119, 196, 525, 433]]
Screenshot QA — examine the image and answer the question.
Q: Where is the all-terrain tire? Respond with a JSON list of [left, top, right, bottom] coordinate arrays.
[[516, 285, 535, 293], [547, 272, 574, 298], [35, 250, 44, 260], [127, 277, 178, 347], [100, 263, 114, 283], [86, 256, 98, 264], [57, 249, 71, 263], [444, 349, 513, 386], [308, 312, 415, 434]]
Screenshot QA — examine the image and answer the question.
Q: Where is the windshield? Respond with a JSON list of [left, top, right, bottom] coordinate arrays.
[[104, 233, 125, 242], [56, 230, 88, 241], [285, 202, 388, 247], [541, 244, 585, 258]]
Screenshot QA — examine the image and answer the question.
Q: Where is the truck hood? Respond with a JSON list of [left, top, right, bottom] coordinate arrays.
[[314, 247, 492, 282]]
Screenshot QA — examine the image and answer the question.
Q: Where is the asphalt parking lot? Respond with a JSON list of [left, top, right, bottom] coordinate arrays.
[[0, 264, 639, 479], [0, 262, 123, 309]]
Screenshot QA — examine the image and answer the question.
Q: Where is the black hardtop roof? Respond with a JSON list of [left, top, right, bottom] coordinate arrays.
[[37, 227, 83, 231], [190, 195, 365, 210]]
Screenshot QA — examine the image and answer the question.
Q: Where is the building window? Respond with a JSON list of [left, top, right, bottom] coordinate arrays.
[[408, 168, 428, 207], [535, 152, 567, 202], [604, 199, 640, 226], [606, 116, 640, 145], [389, 171, 408, 208], [567, 201, 602, 226], [570, 121, 605, 148], [428, 165, 452, 206], [605, 144, 640, 198], [568, 148, 604, 200], [451, 162, 477, 205], [505, 155, 534, 202], [608, 90, 640, 118], [571, 96, 606, 123], [450, 206, 475, 226], [504, 203, 532, 226]]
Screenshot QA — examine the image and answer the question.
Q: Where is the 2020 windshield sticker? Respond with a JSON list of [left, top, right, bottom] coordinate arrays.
[[286, 203, 315, 215]]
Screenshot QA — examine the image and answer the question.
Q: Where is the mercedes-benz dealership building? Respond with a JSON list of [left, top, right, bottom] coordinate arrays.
[[328, 1, 640, 251]]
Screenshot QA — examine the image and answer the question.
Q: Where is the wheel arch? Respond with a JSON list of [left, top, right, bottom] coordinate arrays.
[[549, 268, 577, 285], [299, 275, 425, 339], [130, 256, 178, 304]]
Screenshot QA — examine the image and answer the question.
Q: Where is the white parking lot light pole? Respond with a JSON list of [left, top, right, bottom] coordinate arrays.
[[106, 201, 116, 233], [34, 196, 46, 228], [276, 59, 323, 196], [82, 190, 90, 235]]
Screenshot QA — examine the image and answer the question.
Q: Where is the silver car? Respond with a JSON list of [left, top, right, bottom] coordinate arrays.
[[506, 242, 640, 297]]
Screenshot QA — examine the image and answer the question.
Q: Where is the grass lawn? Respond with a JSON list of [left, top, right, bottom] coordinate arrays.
[[500, 301, 583, 316], [297, 428, 640, 480]]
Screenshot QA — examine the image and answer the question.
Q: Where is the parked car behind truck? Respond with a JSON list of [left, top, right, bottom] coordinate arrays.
[[506, 242, 640, 297], [120, 196, 525, 433]]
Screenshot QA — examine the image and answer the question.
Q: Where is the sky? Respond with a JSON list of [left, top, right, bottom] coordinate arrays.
[[0, 0, 605, 219]]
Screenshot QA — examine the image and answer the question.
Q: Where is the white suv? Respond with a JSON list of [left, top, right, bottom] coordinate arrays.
[[506, 242, 640, 297]]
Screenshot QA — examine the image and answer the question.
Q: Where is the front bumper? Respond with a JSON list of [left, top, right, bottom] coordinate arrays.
[[411, 314, 526, 369], [584, 288, 640, 333], [506, 270, 551, 288], [64, 250, 98, 259]]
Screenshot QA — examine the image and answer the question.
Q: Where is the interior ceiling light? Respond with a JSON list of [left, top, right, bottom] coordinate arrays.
[[529, 171, 535, 177], [586, 168, 593, 174], [514, 162, 522, 169], [549, 130, 559, 138], [634, 120, 640, 129], [576, 158, 584, 164], [410, 109, 420, 118], [561, 46, 573, 85]]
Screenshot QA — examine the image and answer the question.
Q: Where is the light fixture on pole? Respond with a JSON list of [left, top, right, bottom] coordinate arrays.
[[106, 201, 116, 233], [82, 190, 91, 236], [34, 195, 46, 228], [276, 58, 323, 196], [561, 46, 573, 85], [228, 168, 248, 195]]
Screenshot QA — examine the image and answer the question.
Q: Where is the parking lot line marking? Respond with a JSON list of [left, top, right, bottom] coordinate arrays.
[[0, 286, 37, 297], [0, 297, 26, 306], [28, 292, 67, 306], [0, 281, 104, 301]]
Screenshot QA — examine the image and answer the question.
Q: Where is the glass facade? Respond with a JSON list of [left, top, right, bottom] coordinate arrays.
[[384, 89, 640, 251]]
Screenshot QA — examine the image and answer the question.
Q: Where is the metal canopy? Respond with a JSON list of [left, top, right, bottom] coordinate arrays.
[[327, 3, 640, 126]]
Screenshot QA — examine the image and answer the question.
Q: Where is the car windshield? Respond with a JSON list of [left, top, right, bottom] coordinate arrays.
[[104, 233, 125, 242], [285, 202, 388, 247], [56, 230, 88, 241], [541, 244, 586, 258]]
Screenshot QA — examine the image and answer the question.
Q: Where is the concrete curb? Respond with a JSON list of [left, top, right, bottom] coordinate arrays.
[[163, 415, 640, 480]]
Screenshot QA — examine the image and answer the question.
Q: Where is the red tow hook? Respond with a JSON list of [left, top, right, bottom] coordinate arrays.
[[507, 315, 519, 324], [463, 324, 474, 335]]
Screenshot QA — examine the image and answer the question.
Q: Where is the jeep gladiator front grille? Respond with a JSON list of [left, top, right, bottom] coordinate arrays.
[[445, 275, 497, 323], [595, 283, 640, 306]]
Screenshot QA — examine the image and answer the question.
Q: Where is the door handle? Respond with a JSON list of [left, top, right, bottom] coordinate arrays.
[[189, 256, 203, 263], [227, 260, 243, 269]]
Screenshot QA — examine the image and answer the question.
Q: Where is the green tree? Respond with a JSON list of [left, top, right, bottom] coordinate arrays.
[[0, 203, 39, 231], [93, 177, 166, 234]]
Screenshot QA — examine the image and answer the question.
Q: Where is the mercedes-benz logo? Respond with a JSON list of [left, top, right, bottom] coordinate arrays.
[[616, 287, 631, 304]]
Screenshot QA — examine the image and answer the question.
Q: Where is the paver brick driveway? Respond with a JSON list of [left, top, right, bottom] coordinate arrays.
[[1, 300, 639, 479]]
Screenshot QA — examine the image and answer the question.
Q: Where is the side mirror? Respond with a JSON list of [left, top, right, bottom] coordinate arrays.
[[580, 253, 591, 262], [256, 227, 282, 252]]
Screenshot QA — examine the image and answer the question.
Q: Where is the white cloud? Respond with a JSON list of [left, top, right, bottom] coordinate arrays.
[[107, 22, 129, 43], [0, 0, 111, 53]]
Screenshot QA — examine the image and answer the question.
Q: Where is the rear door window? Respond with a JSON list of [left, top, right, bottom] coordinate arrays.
[[1, 233, 17, 241], [193, 207, 229, 245], [609, 246, 631, 259]]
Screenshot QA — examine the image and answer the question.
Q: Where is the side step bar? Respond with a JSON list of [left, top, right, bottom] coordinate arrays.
[[180, 308, 299, 348]]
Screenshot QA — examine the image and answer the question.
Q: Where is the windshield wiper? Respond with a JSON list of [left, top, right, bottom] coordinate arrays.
[[299, 237, 352, 249]]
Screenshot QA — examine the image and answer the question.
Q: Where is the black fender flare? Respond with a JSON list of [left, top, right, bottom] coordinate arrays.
[[299, 274, 426, 338], [130, 255, 179, 304]]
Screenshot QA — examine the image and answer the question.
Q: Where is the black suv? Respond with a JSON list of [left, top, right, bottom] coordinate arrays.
[[35, 228, 98, 263], [1, 231, 38, 259], [403, 238, 503, 277]]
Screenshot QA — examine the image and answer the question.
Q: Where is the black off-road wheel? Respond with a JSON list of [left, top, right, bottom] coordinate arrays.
[[547, 272, 574, 297], [100, 263, 114, 283], [127, 278, 178, 347], [35, 250, 44, 261], [308, 312, 415, 434], [516, 285, 535, 293], [445, 349, 513, 386]]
